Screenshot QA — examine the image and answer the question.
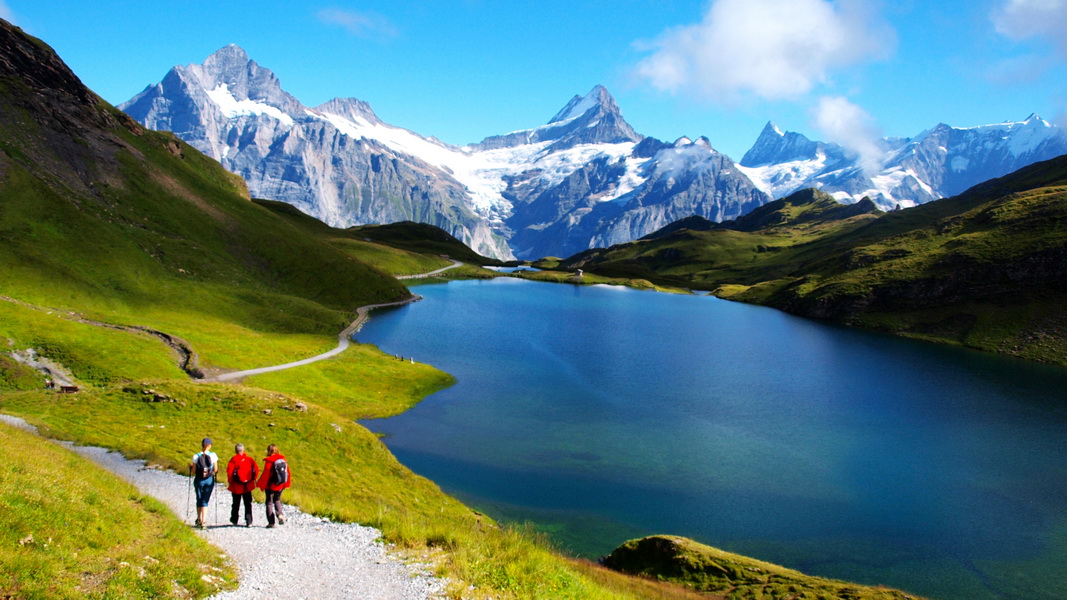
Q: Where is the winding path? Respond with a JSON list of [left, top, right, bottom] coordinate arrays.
[[205, 260, 462, 381], [205, 295, 422, 382], [395, 259, 463, 280], [1, 261, 462, 384]]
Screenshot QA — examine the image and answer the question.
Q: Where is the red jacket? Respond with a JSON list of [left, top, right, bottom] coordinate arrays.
[[257, 453, 292, 492], [226, 453, 259, 494]]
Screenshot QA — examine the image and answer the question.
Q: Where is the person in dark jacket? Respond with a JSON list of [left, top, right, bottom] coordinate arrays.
[[189, 437, 218, 529], [257, 443, 291, 528], [226, 443, 259, 527]]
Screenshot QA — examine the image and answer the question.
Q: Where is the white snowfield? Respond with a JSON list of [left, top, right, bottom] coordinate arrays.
[[206, 83, 294, 126], [0, 414, 446, 600]]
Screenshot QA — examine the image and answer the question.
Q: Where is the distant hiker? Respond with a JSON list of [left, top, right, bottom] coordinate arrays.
[[189, 437, 219, 528], [257, 443, 291, 528], [226, 443, 259, 527]]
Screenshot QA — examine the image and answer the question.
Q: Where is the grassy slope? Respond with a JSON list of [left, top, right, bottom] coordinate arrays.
[[0, 420, 236, 599], [604, 536, 918, 600], [563, 164, 1067, 364], [257, 199, 501, 275]]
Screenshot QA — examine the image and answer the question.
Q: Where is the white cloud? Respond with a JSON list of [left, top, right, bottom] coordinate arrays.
[[633, 0, 895, 104], [993, 0, 1067, 54], [812, 96, 886, 176], [316, 7, 397, 39]]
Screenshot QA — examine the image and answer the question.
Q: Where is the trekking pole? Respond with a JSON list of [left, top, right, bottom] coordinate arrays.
[[186, 471, 192, 523], [214, 478, 220, 526]]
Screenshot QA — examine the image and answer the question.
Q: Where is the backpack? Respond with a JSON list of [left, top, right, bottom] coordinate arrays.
[[270, 457, 289, 486], [195, 452, 213, 481], [231, 458, 252, 484]]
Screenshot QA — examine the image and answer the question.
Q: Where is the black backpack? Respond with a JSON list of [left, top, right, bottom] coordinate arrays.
[[270, 458, 289, 486], [195, 453, 213, 481]]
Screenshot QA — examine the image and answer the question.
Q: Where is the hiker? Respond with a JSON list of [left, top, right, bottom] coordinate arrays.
[[257, 443, 291, 528], [189, 437, 219, 528], [226, 443, 259, 527]]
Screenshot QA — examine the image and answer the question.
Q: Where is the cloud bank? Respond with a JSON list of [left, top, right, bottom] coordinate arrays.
[[317, 7, 397, 39], [812, 96, 885, 176], [993, 0, 1067, 55], [633, 0, 895, 104]]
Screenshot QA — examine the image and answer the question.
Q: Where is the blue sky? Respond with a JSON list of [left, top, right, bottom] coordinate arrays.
[[5, 0, 1065, 160]]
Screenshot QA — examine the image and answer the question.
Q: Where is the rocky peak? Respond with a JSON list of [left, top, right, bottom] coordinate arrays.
[[473, 84, 642, 151], [740, 121, 820, 167], [549, 84, 617, 123], [315, 97, 381, 125]]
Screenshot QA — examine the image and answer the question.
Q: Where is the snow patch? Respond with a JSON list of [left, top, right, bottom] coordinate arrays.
[[205, 84, 293, 126]]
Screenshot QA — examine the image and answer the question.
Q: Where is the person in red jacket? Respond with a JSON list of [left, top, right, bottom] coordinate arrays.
[[226, 443, 259, 527], [257, 443, 291, 528]]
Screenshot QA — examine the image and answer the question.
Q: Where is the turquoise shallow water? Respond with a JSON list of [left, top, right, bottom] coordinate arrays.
[[359, 278, 1067, 600]]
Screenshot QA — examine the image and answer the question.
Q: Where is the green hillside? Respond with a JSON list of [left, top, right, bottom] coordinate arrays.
[[255, 199, 501, 276], [562, 162, 1067, 364]]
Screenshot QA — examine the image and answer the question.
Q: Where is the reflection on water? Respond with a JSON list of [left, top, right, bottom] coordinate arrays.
[[359, 278, 1067, 600]]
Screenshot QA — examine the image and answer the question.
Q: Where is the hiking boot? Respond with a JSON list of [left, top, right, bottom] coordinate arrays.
[[266, 523, 275, 528], [194, 518, 202, 528], [230, 519, 238, 526], [245, 521, 252, 527], [277, 516, 285, 525]]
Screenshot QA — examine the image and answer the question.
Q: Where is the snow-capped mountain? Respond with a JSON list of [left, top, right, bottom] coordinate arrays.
[[120, 45, 512, 259], [739, 116, 1067, 209], [121, 46, 769, 260]]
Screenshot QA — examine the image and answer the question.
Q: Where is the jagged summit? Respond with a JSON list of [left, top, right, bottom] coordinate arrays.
[[474, 84, 641, 151], [201, 44, 250, 68], [549, 84, 617, 123], [739, 121, 822, 167]]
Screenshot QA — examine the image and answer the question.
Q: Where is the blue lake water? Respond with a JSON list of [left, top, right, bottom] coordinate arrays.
[[358, 278, 1067, 600]]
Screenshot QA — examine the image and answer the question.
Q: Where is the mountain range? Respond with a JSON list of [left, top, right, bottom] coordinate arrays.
[[739, 115, 1067, 209], [121, 45, 1067, 260]]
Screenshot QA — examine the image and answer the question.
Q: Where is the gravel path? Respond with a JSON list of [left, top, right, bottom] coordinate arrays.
[[0, 414, 447, 600]]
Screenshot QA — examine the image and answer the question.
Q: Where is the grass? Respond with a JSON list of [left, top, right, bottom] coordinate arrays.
[[0, 420, 236, 599]]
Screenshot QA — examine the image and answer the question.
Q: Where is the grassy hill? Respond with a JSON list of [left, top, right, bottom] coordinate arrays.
[[603, 536, 917, 600], [562, 163, 1067, 365], [255, 199, 502, 276]]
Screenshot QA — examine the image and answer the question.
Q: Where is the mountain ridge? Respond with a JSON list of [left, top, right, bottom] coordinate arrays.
[[120, 45, 771, 260]]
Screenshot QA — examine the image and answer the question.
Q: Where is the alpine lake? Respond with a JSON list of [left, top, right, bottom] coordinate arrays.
[[358, 277, 1067, 600]]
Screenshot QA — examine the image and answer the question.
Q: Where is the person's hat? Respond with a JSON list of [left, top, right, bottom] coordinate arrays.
[[202, 437, 212, 445]]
